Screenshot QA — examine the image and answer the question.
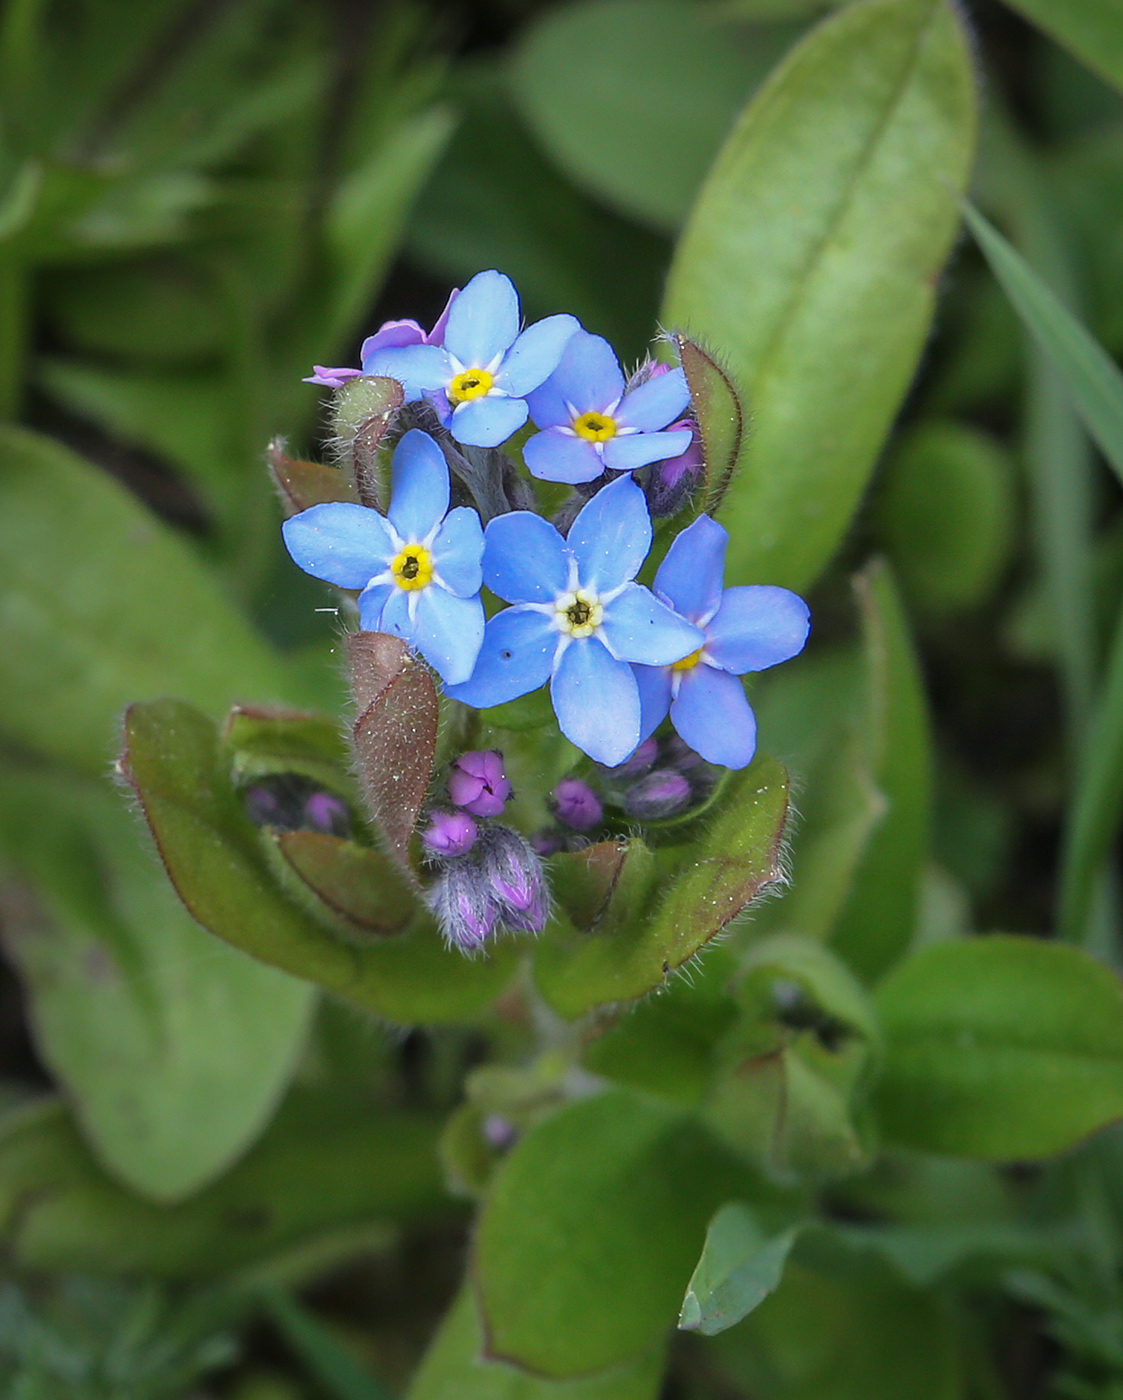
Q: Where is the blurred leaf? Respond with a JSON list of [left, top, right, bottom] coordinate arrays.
[[224, 705, 354, 792], [264, 1290, 394, 1400], [408, 1287, 664, 1400], [533, 757, 788, 1018], [474, 1091, 750, 1378], [511, 0, 799, 232], [269, 441, 361, 516], [0, 768, 312, 1203], [875, 421, 1017, 616], [874, 936, 1123, 1160], [999, 0, 1123, 97], [121, 698, 518, 1025], [680, 1202, 804, 1335], [0, 426, 292, 773], [663, 0, 977, 592], [0, 1094, 445, 1279]]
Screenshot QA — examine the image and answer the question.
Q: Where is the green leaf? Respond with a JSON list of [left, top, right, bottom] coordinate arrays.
[[533, 757, 789, 1018], [0, 1094, 446, 1279], [474, 1091, 751, 1378], [674, 333, 744, 515], [511, 0, 799, 233], [999, 0, 1123, 98], [663, 0, 977, 592], [268, 441, 361, 517], [120, 698, 518, 1026], [963, 201, 1123, 489], [275, 832, 416, 939], [874, 936, 1123, 1160], [264, 1290, 395, 1400], [679, 1203, 804, 1336], [0, 426, 291, 773], [408, 1287, 665, 1400], [0, 768, 313, 1203]]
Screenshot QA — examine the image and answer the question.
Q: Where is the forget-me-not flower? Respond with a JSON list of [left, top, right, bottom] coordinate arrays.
[[362, 270, 579, 449], [304, 291, 459, 391], [446, 475, 702, 766], [282, 429, 485, 684], [633, 514, 810, 769], [522, 331, 693, 484]]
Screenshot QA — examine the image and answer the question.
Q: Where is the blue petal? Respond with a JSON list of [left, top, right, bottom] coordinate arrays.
[[671, 665, 757, 769], [389, 429, 449, 541], [633, 663, 673, 743], [361, 342, 450, 391], [442, 270, 519, 369], [600, 583, 703, 665], [705, 586, 811, 674], [567, 474, 652, 593], [431, 506, 484, 597], [602, 427, 692, 473], [653, 513, 727, 622], [523, 430, 604, 484], [411, 587, 486, 684], [377, 587, 412, 641], [526, 330, 624, 426], [449, 394, 529, 448], [282, 502, 393, 588], [496, 314, 580, 397], [357, 580, 394, 630], [483, 511, 568, 603], [445, 606, 557, 708], [616, 366, 690, 431], [550, 637, 640, 766]]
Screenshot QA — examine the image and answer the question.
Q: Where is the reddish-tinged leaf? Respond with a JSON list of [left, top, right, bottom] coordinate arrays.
[[673, 334, 743, 515], [268, 439, 360, 517], [276, 831, 416, 938]]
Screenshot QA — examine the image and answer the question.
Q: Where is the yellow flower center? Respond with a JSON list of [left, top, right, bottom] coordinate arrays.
[[572, 410, 617, 443], [391, 544, 433, 591], [672, 647, 704, 672], [448, 367, 494, 403], [555, 589, 603, 639]]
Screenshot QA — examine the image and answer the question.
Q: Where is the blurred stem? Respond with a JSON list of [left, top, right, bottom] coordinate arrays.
[[0, 257, 27, 420]]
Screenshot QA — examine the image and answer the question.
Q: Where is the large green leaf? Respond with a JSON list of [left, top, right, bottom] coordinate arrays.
[[999, 0, 1123, 98], [874, 936, 1123, 1160], [0, 426, 292, 774], [120, 699, 517, 1024], [474, 1092, 750, 1378], [663, 0, 976, 592], [409, 1288, 664, 1400], [0, 768, 312, 1203]]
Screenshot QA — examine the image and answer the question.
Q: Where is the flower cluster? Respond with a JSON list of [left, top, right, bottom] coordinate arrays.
[[286, 269, 810, 775]]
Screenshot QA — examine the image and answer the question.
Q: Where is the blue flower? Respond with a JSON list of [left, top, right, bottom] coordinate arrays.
[[281, 429, 485, 684], [446, 475, 703, 766], [522, 332, 693, 485], [361, 270, 579, 449], [633, 515, 810, 769]]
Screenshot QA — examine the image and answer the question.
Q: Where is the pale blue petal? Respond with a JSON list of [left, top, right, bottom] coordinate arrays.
[[615, 366, 690, 431], [706, 586, 811, 675], [443, 270, 519, 368], [377, 587, 412, 641], [633, 664, 673, 743], [671, 666, 757, 769], [357, 580, 394, 630], [445, 607, 557, 708], [431, 506, 484, 597], [496, 314, 581, 397], [282, 502, 393, 588], [389, 429, 449, 541], [411, 587, 486, 684], [551, 638, 640, 767], [653, 514, 727, 622], [449, 394, 528, 448], [523, 430, 603, 484], [361, 342, 450, 390], [526, 330, 623, 426], [483, 512, 568, 603], [567, 474, 651, 592], [602, 427, 692, 473], [600, 583, 703, 665]]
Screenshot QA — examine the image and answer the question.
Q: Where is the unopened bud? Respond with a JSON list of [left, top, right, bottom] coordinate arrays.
[[304, 791, 351, 838], [422, 809, 478, 858], [553, 777, 602, 831], [479, 827, 549, 934], [531, 830, 562, 857], [428, 861, 500, 950], [645, 421, 703, 518], [600, 737, 658, 780], [624, 769, 692, 820], [483, 1114, 518, 1150], [449, 750, 511, 817]]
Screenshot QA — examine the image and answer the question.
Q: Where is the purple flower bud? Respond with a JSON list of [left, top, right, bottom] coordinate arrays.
[[553, 777, 603, 832], [303, 365, 364, 389], [244, 783, 284, 826], [483, 1114, 517, 1150], [624, 769, 692, 820], [449, 750, 511, 817], [422, 809, 479, 858], [531, 830, 562, 857], [428, 860, 500, 950], [304, 791, 351, 838], [479, 827, 549, 934], [665, 735, 706, 772], [645, 420, 704, 518], [600, 737, 658, 780]]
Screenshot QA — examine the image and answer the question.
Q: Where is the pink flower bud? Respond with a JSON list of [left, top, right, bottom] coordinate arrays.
[[624, 769, 691, 820], [422, 809, 478, 858], [449, 750, 511, 817], [553, 777, 602, 831]]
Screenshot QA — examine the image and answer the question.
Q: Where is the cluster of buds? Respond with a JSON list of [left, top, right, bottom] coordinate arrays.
[[243, 774, 352, 838], [421, 751, 548, 950]]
